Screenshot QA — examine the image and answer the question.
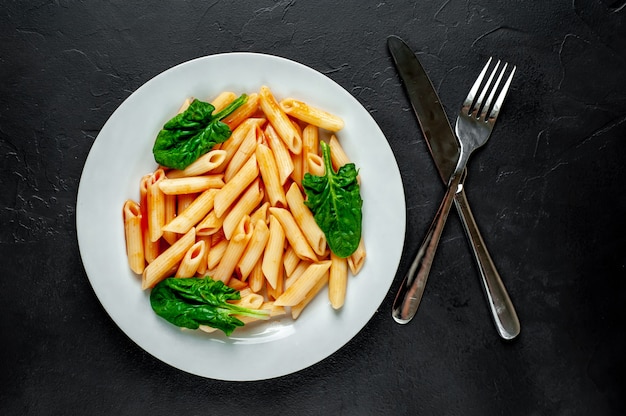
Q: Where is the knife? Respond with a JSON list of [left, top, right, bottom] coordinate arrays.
[[387, 35, 520, 339]]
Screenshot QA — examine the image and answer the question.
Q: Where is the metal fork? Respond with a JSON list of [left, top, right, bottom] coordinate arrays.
[[392, 58, 516, 324]]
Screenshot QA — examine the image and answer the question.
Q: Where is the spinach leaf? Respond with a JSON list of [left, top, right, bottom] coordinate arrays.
[[152, 94, 248, 170], [302, 141, 362, 258], [150, 277, 269, 336]]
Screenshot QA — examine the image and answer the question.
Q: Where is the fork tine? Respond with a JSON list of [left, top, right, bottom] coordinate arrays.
[[479, 62, 508, 121], [488, 65, 516, 121], [473, 59, 500, 118], [463, 57, 492, 111]]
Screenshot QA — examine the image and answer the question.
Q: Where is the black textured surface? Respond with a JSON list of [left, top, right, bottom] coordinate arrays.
[[2, 1, 625, 415]]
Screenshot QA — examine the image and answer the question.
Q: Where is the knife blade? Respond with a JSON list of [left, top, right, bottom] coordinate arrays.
[[387, 35, 520, 339]]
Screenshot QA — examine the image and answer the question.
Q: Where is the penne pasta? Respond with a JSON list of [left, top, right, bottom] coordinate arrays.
[[140, 174, 160, 263], [162, 188, 218, 234], [166, 150, 227, 178], [211, 215, 253, 283], [285, 182, 327, 257], [162, 194, 178, 245], [159, 175, 224, 194], [269, 207, 318, 262], [306, 153, 325, 177], [196, 208, 227, 237], [256, 143, 286, 207], [329, 252, 348, 309], [274, 261, 331, 306], [222, 179, 264, 240], [282, 245, 300, 276], [209, 91, 237, 112], [248, 258, 265, 293], [264, 124, 294, 185], [262, 215, 285, 289], [302, 124, 319, 177], [207, 238, 228, 270], [175, 239, 206, 278], [224, 123, 259, 182], [259, 85, 302, 154], [214, 154, 258, 218], [236, 218, 270, 281], [348, 237, 366, 275], [123, 199, 145, 274], [223, 93, 260, 131], [291, 270, 330, 319], [142, 228, 196, 289], [147, 168, 166, 243], [280, 98, 345, 132], [217, 118, 265, 173]]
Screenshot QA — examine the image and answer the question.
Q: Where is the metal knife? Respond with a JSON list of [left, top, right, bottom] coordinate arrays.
[[387, 35, 520, 339]]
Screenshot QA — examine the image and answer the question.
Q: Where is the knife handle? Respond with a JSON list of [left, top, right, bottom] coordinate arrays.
[[392, 173, 463, 324], [454, 187, 520, 340]]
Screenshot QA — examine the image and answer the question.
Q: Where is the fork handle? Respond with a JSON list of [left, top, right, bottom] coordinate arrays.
[[392, 172, 463, 323], [454, 187, 520, 339]]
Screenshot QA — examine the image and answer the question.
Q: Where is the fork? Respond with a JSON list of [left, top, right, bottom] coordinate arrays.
[[392, 58, 516, 324]]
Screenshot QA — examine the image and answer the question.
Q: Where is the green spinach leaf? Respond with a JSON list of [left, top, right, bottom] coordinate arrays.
[[150, 277, 269, 336], [152, 94, 248, 170], [302, 141, 362, 258]]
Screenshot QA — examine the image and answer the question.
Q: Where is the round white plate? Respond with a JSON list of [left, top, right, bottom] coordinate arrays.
[[76, 53, 406, 381]]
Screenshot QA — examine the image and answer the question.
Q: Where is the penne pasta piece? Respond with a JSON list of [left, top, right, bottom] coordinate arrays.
[[207, 238, 228, 270], [196, 208, 227, 236], [274, 261, 331, 306], [214, 154, 258, 218], [328, 134, 350, 170], [259, 85, 302, 154], [224, 123, 260, 183], [162, 188, 218, 234], [285, 182, 327, 256], [329, 252, 348, 309], [212, 215, 253, 283], [140, 174, 159, 263], [266, 264, 284, 300], [236, 219, 270, 281], [302, 124, 319, 177], [162, 194, 178, 245], [123, 199, 145, 274], [348, 237, 366, 275], [306, 153, 325, 177], [265, 124, 294, 185], [175, 240, 206, 278], [210, 91, 237, 112], [159, 175, 224, 194], [268, 207, 318, 262], [217, 118, 265, 173], [291, 270, 330, 319], [166, 150, 227, 178], [291, 148, 303, 186], [248, 258, 265, 293], [147, 168, 166, 243], [233, 293, 264, 309], [227, 276, 248, 291], [223, 93, 260, 131], [177, 192, 198, 214], [195, 235, 211, 275], [282, 245, 300, 276], [222, 179, 264, 240], [285, 259, 312, 289], [250, 201, 269, 224], [262, 215, 285, 289], [280, 98, 345, 132], [256, 143, 286, 207], [142, 228, 196, 289]]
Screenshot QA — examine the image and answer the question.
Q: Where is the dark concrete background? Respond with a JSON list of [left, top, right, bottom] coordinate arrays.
[[1, 1, 625, 415]]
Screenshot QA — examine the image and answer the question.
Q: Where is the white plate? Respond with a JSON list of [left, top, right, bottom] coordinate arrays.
[[76, 53, 406, 381]]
